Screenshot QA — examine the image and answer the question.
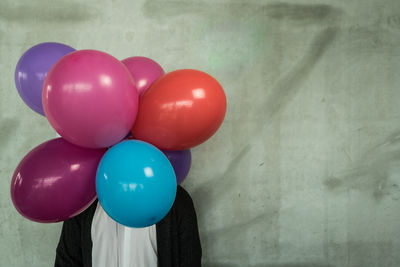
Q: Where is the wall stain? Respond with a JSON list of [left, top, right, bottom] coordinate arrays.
[[0, 118, 20, 146], [203, 263, 334, 267], [345, 240, 394, 266], [387, 14, 400, 29], [192, 144, 251, 217], [142, 1, 343, 26], [0, 1, 97, 23], [204, 212, 270, 237], [264, 2, 342, 24], [324, 130, 400, 201]]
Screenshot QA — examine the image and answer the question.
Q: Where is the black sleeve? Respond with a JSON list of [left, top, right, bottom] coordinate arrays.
[[54, 216, 83, 267], [178, 188, 202, 267]]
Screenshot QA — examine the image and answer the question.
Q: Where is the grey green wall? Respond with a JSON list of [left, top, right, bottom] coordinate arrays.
[[2, 0, 400, 266]]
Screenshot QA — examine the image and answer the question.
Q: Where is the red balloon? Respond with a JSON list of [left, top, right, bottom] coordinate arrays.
[[132, 69, 226, 150], [10, 138, 106, 223]]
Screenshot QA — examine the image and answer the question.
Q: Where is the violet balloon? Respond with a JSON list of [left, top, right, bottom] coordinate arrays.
[[162, 149, 192, 185], [15, 42, 75, 116], [42, 50, 139, 148], [10, 138, 106, 223], [122, 56, 164, 96]]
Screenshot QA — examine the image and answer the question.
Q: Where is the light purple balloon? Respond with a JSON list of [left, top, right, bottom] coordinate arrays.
[[15, 42, 75, 116], [162, 149, 192, 185], [122, 56, 164, 96], [10, 138, 106, 223]]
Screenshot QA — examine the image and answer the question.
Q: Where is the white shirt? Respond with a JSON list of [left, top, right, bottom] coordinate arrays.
[[91, 202, 158, 267]]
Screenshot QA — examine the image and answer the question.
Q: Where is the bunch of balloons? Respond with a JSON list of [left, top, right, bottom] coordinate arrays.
[[11, 42, 226, 228]]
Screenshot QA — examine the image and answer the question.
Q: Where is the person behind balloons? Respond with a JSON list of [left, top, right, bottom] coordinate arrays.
[[13, 46, 226, 267], [54, 185, 202, 267], [54, 139, 202, 267]]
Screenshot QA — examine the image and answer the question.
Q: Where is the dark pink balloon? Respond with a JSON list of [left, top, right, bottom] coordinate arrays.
[[122, 56, 164, 96], [10, 138, 106, 223], [43, 50, 139, 149]]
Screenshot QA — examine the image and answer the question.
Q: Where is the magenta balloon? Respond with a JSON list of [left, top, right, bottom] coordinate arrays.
[[121, 56, 164, 96], [43, 50, 139, 148], [10, 138, 106, 223]]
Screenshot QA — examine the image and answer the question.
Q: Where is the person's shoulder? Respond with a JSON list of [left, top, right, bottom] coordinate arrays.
[[68, 199, 98, 223], [174, 185, 195, 211], [176, 185, 193, 202]]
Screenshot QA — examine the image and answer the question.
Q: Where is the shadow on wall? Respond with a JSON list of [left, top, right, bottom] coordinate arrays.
[[187, 0, 343, 231], [257, 27, 338, 132], [142, 0, 345, 264], [143, 0, 344, 134], [141, 0, 346, 263]]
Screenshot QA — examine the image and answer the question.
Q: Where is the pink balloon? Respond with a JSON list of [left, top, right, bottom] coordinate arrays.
[[43, 50, 139, 148], [10, 138, 106, 223], [122, 56, 164, 96]]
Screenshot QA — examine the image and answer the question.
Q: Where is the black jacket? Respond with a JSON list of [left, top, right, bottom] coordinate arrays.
[[54, 186, 202, 267]]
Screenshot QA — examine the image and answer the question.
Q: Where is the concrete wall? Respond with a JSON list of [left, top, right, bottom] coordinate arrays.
[[1, 0, 400, 266]]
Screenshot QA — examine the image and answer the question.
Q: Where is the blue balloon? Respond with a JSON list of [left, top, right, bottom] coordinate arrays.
[[96, 140, 177, 228]]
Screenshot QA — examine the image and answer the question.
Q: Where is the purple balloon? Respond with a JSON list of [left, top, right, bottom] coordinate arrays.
[[162, 149, 191, 185], [10, 138, 106, 223], [15, 42, 75, 116], [122, 56, 164, 96]]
